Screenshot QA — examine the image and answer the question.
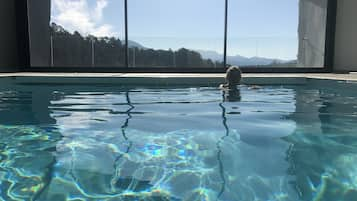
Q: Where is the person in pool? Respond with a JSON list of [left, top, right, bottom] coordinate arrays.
[[220, 66, 242, 101], [220, 66, 242, 90]]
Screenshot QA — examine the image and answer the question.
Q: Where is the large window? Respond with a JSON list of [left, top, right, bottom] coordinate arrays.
[[227, 0, 328, 68], [127, 0, 224, 68], [27, 0, 126, 67], [26, 0, 334, 71], [51, 0, 126, 67]]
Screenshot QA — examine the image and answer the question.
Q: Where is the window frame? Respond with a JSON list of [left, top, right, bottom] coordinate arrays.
[[18, 0, 337, 73]]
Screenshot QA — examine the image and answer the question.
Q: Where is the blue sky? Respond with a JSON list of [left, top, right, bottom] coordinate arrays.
[[51, 0, 298, 60]]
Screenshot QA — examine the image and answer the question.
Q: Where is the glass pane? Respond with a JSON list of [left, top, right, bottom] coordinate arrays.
[[128, 0, 225, 68], [26, 0, 330, 70], [227, 0, 328, 68], [49, 0, 126, 67]]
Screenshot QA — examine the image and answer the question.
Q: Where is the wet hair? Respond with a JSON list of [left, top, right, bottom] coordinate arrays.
[[226, 66, 242, 87]]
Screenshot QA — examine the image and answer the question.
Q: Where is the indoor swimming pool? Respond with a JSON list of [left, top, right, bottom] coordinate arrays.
[[0, 79, 357, 201]]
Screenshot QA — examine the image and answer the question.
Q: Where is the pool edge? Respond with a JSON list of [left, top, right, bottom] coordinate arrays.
[[0, 73, 356, 85]]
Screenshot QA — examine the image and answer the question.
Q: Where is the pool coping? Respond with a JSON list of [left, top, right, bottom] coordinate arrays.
[[0, 73, 356, 85]]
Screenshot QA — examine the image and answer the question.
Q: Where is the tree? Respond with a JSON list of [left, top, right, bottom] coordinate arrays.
[[49, 23, 223, 68]]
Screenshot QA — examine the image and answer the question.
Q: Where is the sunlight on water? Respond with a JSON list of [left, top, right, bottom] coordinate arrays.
[[1, 80, 357, 200]]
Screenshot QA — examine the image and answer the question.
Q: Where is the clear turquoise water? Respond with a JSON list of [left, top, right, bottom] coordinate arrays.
[[1, 80, 357, 201]]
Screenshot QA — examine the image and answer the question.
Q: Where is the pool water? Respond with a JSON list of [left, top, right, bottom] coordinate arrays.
[[1, 80, 357, 201]]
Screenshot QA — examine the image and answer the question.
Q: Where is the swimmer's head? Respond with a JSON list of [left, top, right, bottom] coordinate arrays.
[[226, 66, 242, 87]]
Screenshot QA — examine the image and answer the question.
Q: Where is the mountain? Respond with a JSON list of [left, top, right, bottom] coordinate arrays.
[[227, 56, 286, 66], [127, 40, 147, 49], [195, 50, 224, 62], [125, 41, 291, 67], [197, 49, 289, 66]]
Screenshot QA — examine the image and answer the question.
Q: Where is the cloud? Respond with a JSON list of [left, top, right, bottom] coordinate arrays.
[[93, 0, 108, 22], [52, 0, 116, 37]]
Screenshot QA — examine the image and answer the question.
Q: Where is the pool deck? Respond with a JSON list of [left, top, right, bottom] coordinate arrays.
[[0, 72, 356, 85]]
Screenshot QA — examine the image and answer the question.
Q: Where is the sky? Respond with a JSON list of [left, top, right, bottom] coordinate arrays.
[[51, 0, 299, 60]]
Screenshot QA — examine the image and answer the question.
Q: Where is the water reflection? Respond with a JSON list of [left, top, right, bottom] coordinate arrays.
[[285, 80, 357, 201], [0, 81, 357, 200], [216, 103, 230, 200], [0, 89, 56, 125], [111, 91, 134, 192], [0, 84, 297, 200], [222, 88, 241, 102]]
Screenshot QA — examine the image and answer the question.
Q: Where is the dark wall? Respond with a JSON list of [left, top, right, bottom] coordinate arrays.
[[0, 1, 19, 71], [334, 0, 357, 72], [27, 0, 51, 66]]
